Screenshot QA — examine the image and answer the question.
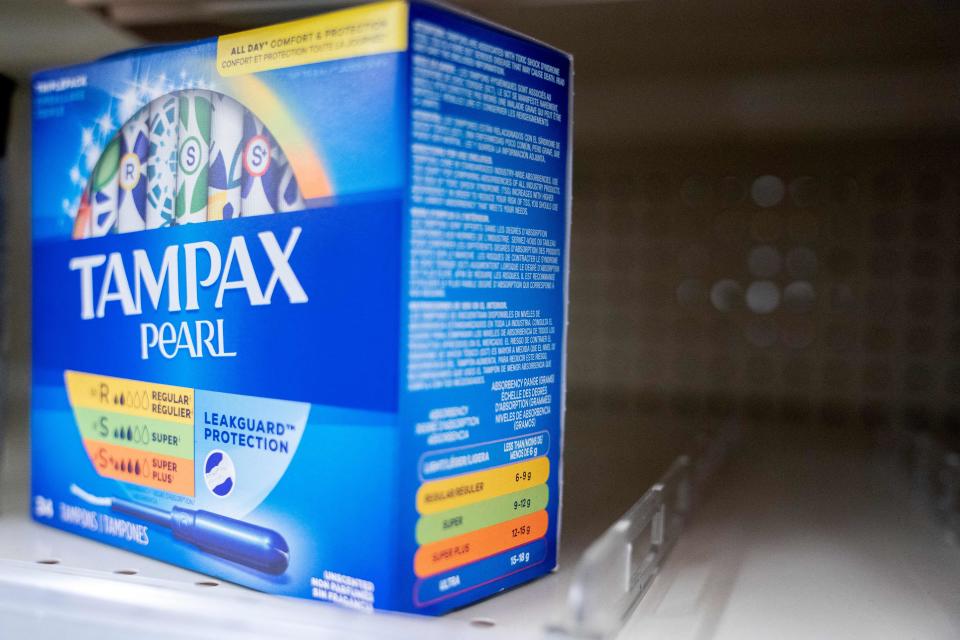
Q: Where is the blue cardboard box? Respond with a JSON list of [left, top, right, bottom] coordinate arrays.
[[31, 0, 571, 614]]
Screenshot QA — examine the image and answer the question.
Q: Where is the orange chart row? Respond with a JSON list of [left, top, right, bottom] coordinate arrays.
[[413, 510, 548, 578], [81, 439, 195, 496]]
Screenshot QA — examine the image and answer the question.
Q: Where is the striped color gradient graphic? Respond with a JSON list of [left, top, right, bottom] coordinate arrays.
[[79, 90, 309, 237]]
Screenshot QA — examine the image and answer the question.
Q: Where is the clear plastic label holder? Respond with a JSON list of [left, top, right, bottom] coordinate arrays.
[[548, 419, 742, 640], [548, 455, 692, 639]]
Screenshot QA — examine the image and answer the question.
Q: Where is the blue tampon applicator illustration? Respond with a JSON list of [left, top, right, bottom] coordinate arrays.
[[70, 484, 289, 575]]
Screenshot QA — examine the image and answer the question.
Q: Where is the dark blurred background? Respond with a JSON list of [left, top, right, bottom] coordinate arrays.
[[3, 0, 960, 541]]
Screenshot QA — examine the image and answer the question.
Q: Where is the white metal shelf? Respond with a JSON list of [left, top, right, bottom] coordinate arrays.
[[3, 404, 959, 639], [624, 429, 960, 640], [0, 402, 694, 639]]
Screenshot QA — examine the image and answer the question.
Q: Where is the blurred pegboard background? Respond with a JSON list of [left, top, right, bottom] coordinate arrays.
[[567, 138, 960, 447], [3, 1, 960, 465]]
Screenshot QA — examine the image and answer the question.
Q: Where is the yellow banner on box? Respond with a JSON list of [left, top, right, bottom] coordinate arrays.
[[65, 370, 194, 426], [216, 0, 408, 77]]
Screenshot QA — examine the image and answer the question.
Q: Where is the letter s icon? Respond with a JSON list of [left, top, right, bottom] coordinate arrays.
[[243, 135, 271, 177]]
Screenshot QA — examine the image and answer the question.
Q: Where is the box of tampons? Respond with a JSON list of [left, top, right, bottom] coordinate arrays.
[[30, 1, 571, 614]]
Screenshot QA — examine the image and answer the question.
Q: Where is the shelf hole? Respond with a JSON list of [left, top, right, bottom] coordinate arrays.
[[750, 175, 785, 208], [114, 569, 138, 575], [469, 618, 496, 629], [195, 580, 219, 587], [36, 559, 60, 565]]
